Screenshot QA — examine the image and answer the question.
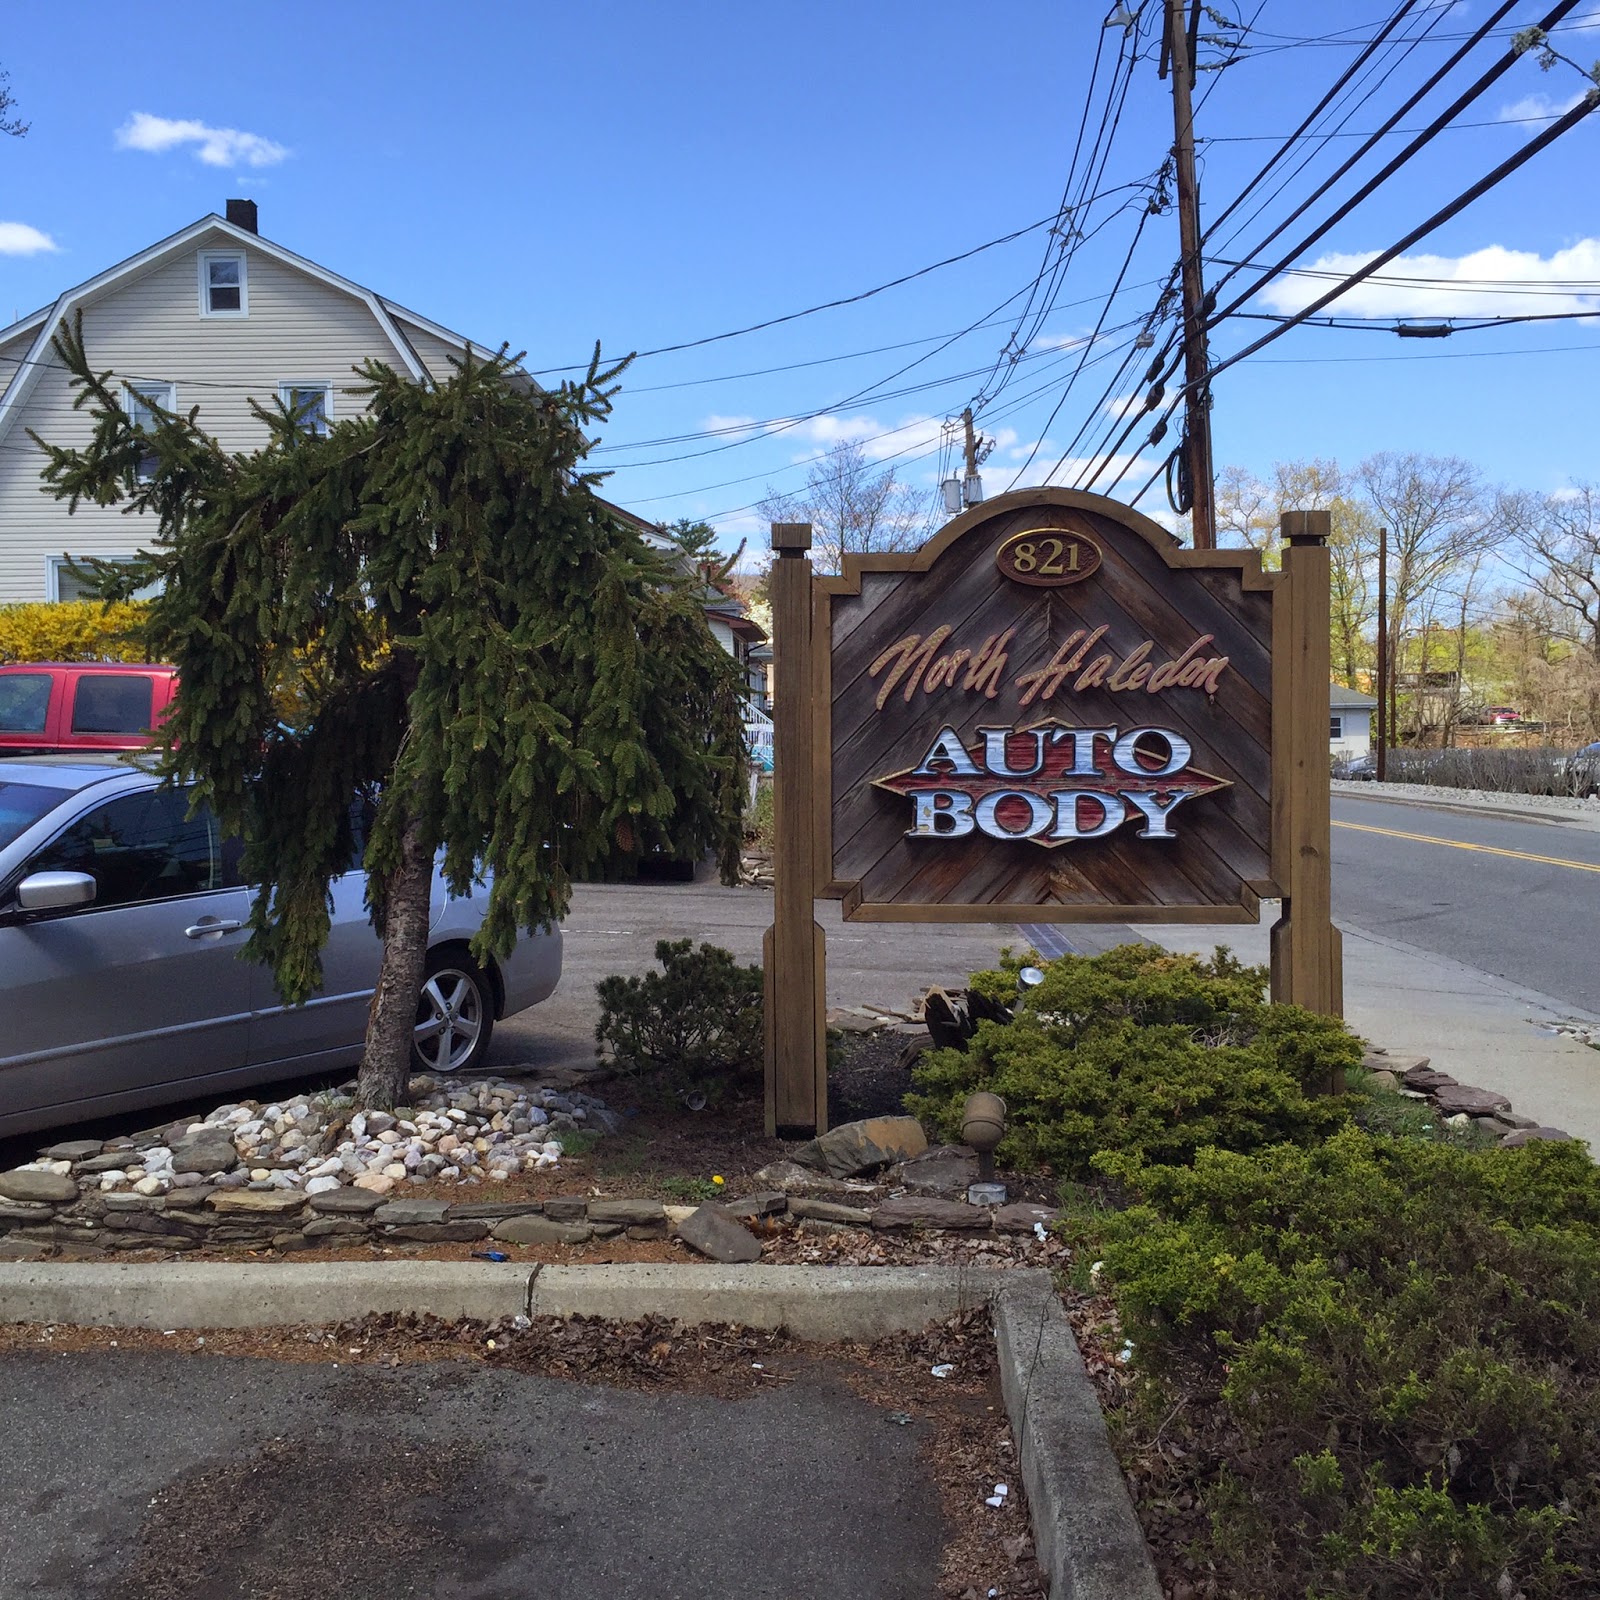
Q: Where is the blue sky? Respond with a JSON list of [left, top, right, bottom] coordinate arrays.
[[3, 1, 1597, 553]]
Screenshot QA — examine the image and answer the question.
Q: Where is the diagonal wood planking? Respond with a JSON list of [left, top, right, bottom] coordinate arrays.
[[816, 489, 1282, 921]]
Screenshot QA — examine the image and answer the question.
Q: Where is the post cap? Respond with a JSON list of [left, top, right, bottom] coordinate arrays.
[[771, 522, 813, 553], [1280, 509, 1331, 546]]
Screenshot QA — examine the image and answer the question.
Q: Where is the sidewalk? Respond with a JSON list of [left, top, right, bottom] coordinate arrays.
[[1135, 905, 1600, 1150]]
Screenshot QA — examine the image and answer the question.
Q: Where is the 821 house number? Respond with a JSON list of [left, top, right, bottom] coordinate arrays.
[[995, 526, 1102, 588]]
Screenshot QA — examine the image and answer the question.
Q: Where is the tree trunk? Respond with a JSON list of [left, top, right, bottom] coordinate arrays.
[[355, 811, 434, 1111]]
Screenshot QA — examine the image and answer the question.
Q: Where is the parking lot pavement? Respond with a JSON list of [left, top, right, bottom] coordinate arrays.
[[0, 1348, 944, 1600], [490, 878, 1029, 1076]]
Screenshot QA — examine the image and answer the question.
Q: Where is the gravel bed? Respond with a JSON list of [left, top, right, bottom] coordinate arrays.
[[1333, 777, 1600, 829]]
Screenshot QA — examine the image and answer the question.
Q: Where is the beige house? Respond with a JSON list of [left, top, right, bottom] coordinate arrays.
[[0, 200, 497, 603]]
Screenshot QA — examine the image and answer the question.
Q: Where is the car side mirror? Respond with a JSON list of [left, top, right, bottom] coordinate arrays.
[[15, 871, 98, 912]]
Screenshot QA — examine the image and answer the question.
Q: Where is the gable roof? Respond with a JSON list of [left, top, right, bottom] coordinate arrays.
[[1331, 683, 1378, 708], [0, 213, 503, 450]]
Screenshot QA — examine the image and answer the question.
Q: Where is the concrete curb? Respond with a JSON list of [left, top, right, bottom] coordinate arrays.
[[994, 1276, 1163, 1600], [0, 1260, 1017, 1340]]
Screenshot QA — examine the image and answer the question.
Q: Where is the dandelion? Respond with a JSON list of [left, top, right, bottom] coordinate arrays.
[[712, 1174, 725, 1187]]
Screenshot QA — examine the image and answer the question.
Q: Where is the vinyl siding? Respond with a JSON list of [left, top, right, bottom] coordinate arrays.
[[0, 228, 420, 602], [0, 324, 43, 407], [395, 320, 474, 385]]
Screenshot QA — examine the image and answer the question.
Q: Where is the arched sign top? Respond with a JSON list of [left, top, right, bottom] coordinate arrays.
[[818, 486, 1276, 599], [813, 486, 1286, 923]]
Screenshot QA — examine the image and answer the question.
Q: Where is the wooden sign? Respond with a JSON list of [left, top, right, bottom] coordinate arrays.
[[763, 488, 1341, 1136], [815, 488, 1279, 922]]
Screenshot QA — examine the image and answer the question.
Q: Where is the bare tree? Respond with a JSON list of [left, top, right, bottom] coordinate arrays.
[[1357, 452, 1490, 736], [0, 69, 27, 138], [758, 440, 938, 574], [1216, 457, 1377, 685], [1501, 484, 1600, 659]]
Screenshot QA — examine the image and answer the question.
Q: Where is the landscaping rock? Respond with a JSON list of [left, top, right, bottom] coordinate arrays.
[[303, 1217, 370, 1238], [750, 1160, 874, 1197], [306, 1187, 383, 1215], [100, 1192, 166, 1212], [373, 1199, 451, 1228], [0, 1237, 50, 1260], [1363, 1069, 1399, 1092], [1493, 1111, 1539, 1131], [490, 1215, 593, 1245], [1500, 1127, 1574, 1147], [890, 1145, 979, 1198], [872, 1196, 992, 1231], [206, 1189, 308, 1215], [351, 1173, 398, 1195], [0, 1169, 79, 1204], [385, 1221, 488, 1243], [790, 1116, 928, 1179], [720, 1191, 787, 1219], [586, 1198, 666, 1226], [676, 1205, 762, 1263], [445, 1201, 545, 1222], [75, 1152, 137, 1174], [1373, 1052, 1430, 1075], [994, 1202, 1060, 1234], [1403, 1067, 1457, 1091], [42, 1139, 104, 1162], [163, 1187, 213, 1210], [170, 1129, 240, 1175], [542, 1196, 589, 1221], [0, 1200, 54, 1223], [787, 1198, 873, 1226], [1431, 1084, 1511, 1117]]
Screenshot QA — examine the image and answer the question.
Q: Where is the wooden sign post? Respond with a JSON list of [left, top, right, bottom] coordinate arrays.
[[764, 489, 1341, 1135]]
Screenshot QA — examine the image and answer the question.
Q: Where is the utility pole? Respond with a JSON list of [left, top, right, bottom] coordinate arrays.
[[1161, 0, 1216, 548], [1375, 527, 1388, 782], [961, 407, 986, 506]]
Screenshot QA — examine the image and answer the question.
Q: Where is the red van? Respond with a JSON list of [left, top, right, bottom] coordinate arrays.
[[0, 663, 178, 755]]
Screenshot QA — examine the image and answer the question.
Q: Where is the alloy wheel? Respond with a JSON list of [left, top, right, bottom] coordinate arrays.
[[413, 966, 484, 1073]]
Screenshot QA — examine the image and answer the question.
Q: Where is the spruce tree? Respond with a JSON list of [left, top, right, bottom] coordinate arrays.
[[35, 318, 747, 1109]]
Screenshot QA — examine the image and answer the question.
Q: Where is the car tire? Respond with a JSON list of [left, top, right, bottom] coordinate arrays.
[[412, 949, 494, 1075]]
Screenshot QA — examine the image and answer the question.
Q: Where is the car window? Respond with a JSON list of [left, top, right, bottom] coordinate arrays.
[[25, 786, 223, 908], [0, 674, 53, 734], [0, 781, 61, 851], [71, 675, 155, 735]]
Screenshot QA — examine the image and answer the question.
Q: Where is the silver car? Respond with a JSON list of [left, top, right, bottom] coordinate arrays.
[[0, 756, 562, 1139]]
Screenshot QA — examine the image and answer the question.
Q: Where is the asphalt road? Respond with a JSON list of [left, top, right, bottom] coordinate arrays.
[[0, 1350, 945, 1600], [1330, 792, 1600, 1013]]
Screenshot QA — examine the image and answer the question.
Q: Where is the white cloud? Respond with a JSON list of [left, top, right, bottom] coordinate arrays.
[[702, 413, 765, 441], [1498, 90, 1588, 121], [1101, 393, 1143, 420], [0, 222, 59, 256], [115, 112, 288, 168], [1256, 240, 1600, 319]]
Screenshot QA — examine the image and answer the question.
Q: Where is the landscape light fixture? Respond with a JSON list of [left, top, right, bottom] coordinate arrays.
[[961, 1090, 1009, 1206]]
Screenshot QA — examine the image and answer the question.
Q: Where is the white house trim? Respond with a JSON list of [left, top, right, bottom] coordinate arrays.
[[0, 213, 442, 450], [197, 248, 249, 317]]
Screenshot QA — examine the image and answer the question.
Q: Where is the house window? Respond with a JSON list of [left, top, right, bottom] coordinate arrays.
[[278, 382, 331, 436], [47, 556, 161, 604], [1329, 716, 1344, 741], [198, 250, 247, 316], [124, 382, 174, 481]]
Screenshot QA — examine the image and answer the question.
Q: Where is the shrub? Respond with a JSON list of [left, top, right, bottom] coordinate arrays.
[[906, 944, 1357, 1178], [1081, 1130, 1600, 1599], [0, 600, 154, 663], [595, 938, 763, 1103]]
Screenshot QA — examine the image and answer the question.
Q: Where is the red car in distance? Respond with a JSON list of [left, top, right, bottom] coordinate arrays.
[[0, 662, 177, 756]]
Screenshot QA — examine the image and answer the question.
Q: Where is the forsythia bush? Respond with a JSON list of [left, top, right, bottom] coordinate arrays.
[[907, 944, 1357, 1177], [0, 600, 154, 664], [1082, 1131, 1600, 1599]]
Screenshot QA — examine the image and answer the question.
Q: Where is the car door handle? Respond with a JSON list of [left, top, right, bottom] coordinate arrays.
[[185, 919, 245, 939]]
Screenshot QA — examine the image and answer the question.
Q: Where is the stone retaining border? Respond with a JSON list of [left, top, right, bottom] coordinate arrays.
[[0, 1260, 1163, 1598], [0, 1183, 1059, 1261]]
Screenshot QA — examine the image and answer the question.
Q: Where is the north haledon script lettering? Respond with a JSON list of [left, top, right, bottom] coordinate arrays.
[[867, 624, 1230, 712]]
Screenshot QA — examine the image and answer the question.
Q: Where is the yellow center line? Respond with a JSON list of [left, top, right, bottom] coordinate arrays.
[[1332, 818, 1600, 875]]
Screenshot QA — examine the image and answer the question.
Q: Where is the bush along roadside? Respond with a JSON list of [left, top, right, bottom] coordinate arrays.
[[907, 944, 1359, 1180], [909, 943, 1598, 1597], [1072, 1131, 1600, 1600]]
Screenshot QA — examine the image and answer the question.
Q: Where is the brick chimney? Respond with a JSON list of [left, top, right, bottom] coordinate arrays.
[[225, 198, 258, 234]]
